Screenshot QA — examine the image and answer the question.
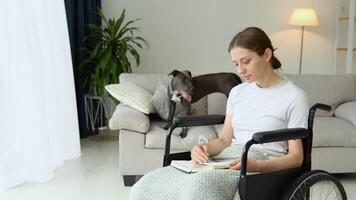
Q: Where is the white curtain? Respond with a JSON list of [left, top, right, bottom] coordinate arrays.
[[0, 0, 81, 189]]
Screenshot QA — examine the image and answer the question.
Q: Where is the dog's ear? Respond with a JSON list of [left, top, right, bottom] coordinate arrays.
[[181, 70, 192, 78], [169, 70, 180, 77], [186, 70, 192, 78]]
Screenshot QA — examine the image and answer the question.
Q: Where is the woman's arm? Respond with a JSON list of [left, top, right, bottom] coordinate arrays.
[[229, 139, 304, 172], [256, 139, 303, 172], [206, 114, 234, 156], [191, 114, 233, 163]]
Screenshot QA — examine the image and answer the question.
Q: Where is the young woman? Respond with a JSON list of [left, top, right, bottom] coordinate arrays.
[[130, 27, 309, 200]]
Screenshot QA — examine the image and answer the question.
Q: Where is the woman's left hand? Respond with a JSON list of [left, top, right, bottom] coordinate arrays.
[[228, 158, 260, 172]]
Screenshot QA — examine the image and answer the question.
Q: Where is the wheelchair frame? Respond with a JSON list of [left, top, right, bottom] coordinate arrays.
[[163, 103, 347, 200]]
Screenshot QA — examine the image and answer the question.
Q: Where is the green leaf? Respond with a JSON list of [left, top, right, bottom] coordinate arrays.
[[88, 42, 103, 61], [110, 58, 117, 83], [97, 49, 112, 71], [128, 47, 140, 66], [130, 39, 143, 48], [117, 20, 136, 37], [116, 9, 126, 33], [134, 36, 149, 48]]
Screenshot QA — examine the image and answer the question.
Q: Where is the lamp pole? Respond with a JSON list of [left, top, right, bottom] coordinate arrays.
[[289, 8, 319, 73], [299, 26, 304, 74]]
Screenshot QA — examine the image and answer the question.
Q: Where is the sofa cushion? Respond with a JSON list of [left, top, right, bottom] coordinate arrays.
[[313, 117, 356, 147], [283, 74, 356, 116], [334, 101, 356, 127], [145, 120, 217, 150], [105, 82, 156, 114], [109, 104, 150, 133]]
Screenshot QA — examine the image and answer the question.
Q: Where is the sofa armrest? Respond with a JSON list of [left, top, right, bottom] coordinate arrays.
[[335, 101, 356, 127], [109, 103, 150, 133]]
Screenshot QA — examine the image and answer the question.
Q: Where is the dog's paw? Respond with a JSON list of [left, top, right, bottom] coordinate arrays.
[[178, 127, 188, 138]]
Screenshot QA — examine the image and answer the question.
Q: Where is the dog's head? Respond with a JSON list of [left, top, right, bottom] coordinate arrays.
[[169, 70, 194, 102]]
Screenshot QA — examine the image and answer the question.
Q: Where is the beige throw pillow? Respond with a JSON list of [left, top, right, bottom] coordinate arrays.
[[105, 82, 156, 114], [109, 104, 150, 133]]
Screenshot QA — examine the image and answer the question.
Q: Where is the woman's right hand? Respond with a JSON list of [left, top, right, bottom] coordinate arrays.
[[191, 144, 209, 164]]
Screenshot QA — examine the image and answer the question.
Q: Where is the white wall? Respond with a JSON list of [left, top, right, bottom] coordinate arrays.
[[102, 0, 337, 75]]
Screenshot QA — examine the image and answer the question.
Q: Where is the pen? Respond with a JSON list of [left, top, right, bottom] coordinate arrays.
[[198, 135, 209, 163]]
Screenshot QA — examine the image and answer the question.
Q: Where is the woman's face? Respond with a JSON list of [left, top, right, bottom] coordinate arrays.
[[230, 47, 271, 83]]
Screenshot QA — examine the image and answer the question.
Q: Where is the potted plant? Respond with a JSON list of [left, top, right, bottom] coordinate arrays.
[[81, 9, 148, 97], [80, 9, 148, 138]]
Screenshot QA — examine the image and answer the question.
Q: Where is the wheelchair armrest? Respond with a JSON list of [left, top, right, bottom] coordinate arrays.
[[173, 114, 225, 127], [252, 128, 308, 144]]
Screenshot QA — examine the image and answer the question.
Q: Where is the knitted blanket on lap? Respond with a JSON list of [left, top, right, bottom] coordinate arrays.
[[130, 145, 269, 200]]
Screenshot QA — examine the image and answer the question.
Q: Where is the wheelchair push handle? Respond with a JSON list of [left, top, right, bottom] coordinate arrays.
[[309, 103, 331, 119], [316, 103, 331, 111], [310, 103, 331, 112], [308, 103, 331, 130]]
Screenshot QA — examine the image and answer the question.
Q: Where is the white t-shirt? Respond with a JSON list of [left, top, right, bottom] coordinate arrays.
[[226, 79, 309, 156]]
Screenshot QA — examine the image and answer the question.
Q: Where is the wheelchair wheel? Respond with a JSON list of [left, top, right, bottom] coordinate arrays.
[[283, 170, 347, 200]]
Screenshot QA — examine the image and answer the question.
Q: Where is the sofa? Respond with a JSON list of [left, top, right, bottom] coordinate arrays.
[[109, 73, 356, 186]]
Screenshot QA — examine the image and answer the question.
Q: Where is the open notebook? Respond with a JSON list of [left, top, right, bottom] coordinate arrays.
[[170, 160, 232, 173]]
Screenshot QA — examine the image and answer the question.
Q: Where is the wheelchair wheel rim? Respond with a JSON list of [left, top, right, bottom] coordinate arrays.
[[287, 171, 347, 200]]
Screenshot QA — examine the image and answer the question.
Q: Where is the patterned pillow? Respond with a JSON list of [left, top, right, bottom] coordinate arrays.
[[105, 82, 156, 114]]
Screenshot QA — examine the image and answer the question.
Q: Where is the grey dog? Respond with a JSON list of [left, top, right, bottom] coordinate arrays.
[[166, 70, 242, 138]]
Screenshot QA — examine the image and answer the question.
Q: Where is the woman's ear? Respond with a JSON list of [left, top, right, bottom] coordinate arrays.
[[264, 48, 272, 62]]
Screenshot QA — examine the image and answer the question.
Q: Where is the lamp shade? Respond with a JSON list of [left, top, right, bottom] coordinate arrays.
[[289, 8, 319, 26]]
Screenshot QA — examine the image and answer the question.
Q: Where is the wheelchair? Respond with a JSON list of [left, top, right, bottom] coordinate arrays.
[[163, 103, 348, 200]]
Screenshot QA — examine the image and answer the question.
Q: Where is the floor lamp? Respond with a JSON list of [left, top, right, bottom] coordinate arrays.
[[289, 8, 319, 74]]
